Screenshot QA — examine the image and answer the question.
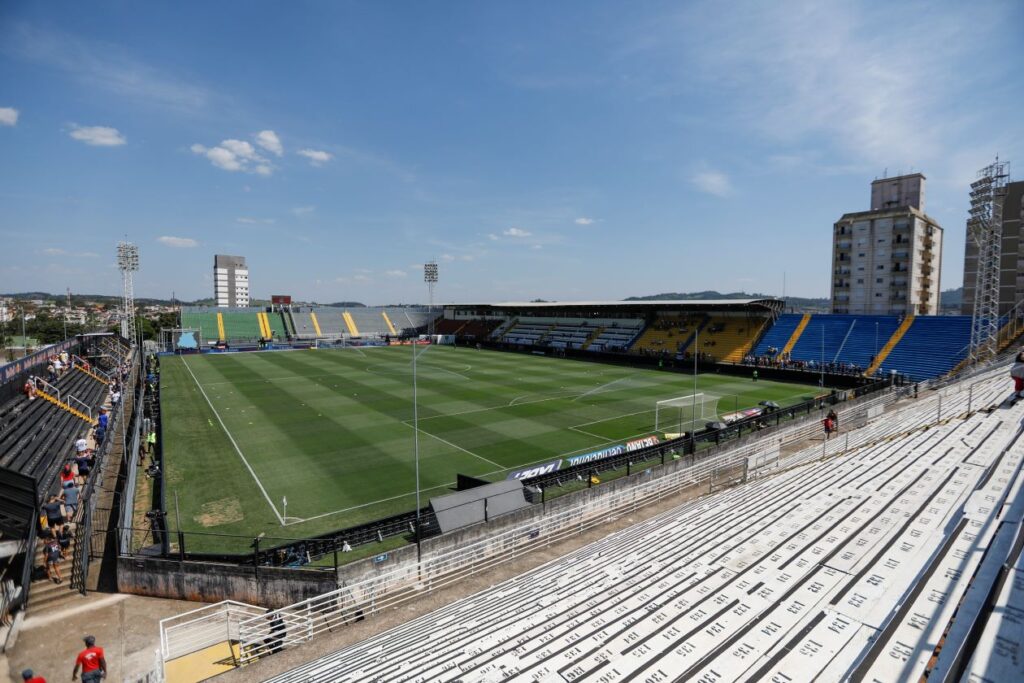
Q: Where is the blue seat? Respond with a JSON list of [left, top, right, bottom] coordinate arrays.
[[879, 316, 972, 381], [753, 314, 802, 355]]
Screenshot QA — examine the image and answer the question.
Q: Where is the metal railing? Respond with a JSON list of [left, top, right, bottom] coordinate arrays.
[[160, 600, 266, 663], [158, 364, 1011, 670]]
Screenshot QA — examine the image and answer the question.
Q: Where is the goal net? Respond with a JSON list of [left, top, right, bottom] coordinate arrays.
[[654, 393, 719, 436]]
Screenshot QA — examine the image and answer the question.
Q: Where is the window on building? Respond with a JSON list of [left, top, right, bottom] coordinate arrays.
[[876, 278, 883, 283], [877, 265, 885, 270], [857, 279, 864, 284]]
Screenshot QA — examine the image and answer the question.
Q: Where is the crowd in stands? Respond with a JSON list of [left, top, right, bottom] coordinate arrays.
[[31, 352, 135, 585], [742, 352, 866, 376]]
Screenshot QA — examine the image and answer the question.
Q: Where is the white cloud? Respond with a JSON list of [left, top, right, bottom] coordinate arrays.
[[255, 130, 283, 156], [291, 206, 315, 216], [69, 125, 126, 146], [191, 133, 275, 174], [236, 217, 275, 225], [441, 254, 456, 261], [488, 233, 499, 241], [574, 217, 595, 225], [0, 107, 18, 126], [691, 170, 733, 197], [157, 235, 198, 248], [297, 149, 332, 166], [503, 227, 532, 238], [385, 269, 408, 278], [336, 274, 371, 284], [43, 247, 67, 255]]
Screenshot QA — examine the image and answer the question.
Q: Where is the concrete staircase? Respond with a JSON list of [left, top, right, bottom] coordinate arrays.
[[866, 314, 915, 376], [34, 389, 97, 426], [780, 313, 811, 357]]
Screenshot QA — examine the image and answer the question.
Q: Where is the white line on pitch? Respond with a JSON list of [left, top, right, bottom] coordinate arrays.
[[405, 423, 504, 469], [570, 406, 657, 428], [568, 426, 616, 442], [180, 356, 285, 525], [572, 375, 633, 402]]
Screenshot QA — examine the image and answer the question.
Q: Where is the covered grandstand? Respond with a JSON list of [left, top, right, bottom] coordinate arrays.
[[440, 300, 1001, 383]]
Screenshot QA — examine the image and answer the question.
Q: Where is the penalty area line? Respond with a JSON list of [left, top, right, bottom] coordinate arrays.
[[181, 356, 285, 526]]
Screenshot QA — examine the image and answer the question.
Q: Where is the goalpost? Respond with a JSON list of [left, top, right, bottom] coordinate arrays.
[[654, 393, 719, 436]]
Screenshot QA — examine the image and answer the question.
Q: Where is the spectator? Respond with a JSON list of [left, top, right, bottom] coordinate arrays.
[[21, 669, 46, 683], [110, 388, 121, 406], [60, 464, 76, 489], [47, 362, 57, 383], [1011, 350, 1024, 399], [62, 486, 79, 521], [752, 369, 758, 382], [42, 537, 62, 584], [57, 524, 73, 552], [41, 495, 64, 532], [24, 376, 37, 401], [97, 408, 108, 432], [75, 437, 90, 457], [75, 451, 93, 479], [72, 635, 106, 682], [262, 612, 286, 655], [823, 416, 835, 440], [147, 430, 157, 455], [827, 409, 839, 432]]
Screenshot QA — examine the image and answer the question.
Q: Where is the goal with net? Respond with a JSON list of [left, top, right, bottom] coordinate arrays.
[[654, 393, 719, 436]]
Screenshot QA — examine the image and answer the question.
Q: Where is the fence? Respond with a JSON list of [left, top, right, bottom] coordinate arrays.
[[70, 346, 138, 594], [157, 360, 1008, 670], [160, 600, 266, 663]]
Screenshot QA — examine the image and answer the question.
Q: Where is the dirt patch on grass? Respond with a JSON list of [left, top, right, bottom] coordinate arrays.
[[193, 497, 244, 527]]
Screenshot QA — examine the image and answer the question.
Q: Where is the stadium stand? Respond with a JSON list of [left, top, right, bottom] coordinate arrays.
[[631, 313, 705, 355], [220, 310, 262, 341], [179, 308, 222, 344], [585, 319, 644, 352], [878, 314, 973, 381], [752, 312, 804, 357], [257, 366, 1020, 682], [695, 316, 768, 362]]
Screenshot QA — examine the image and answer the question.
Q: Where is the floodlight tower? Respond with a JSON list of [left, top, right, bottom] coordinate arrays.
[[117, 241, 140, 341], [967, 158, 1010, 364], [424, 260, 438, 336]]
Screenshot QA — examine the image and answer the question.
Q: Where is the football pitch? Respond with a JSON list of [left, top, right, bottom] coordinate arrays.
[[160, 345, 820, 550]]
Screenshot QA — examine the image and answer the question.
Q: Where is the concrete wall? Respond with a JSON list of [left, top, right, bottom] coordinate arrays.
[[118, 556, 336, 609]]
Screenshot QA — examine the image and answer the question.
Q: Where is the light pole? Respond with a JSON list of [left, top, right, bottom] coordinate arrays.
[[412, 340, 423, 540], [424, 261, 439, 338], [820, 324, 825, 388]]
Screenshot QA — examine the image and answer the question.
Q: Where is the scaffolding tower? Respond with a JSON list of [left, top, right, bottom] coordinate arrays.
[[967, 158, 1009, 364]]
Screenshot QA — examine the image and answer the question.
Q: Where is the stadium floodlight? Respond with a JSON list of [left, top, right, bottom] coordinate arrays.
[[117, 241, 139, 341], [424, 260, 438, 336]]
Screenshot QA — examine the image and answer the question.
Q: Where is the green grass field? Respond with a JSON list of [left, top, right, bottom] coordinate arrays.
[[160, 345, 820, 551]]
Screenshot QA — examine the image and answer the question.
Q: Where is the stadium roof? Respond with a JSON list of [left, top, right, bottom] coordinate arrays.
[[446, 298, 782, 310]]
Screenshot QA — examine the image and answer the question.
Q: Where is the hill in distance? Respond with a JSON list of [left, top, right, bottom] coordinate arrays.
[[625, 290, 829, 311]]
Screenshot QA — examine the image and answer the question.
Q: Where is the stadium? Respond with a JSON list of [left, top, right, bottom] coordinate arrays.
[[4, 5, 1024, 683]]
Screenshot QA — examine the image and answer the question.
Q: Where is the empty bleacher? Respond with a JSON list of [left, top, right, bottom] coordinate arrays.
[[878, 314, 973, 381], [630, 313, 704, 355], [696, 315, 769, 362], [220, 310, 262, 341], [179, 309, 222, 344], [752, 313, 803, 356], [264, 368, 1022, 682], [586, 319, 644, 352]]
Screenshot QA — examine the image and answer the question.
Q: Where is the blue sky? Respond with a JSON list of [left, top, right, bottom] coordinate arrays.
[[1, 1, 1021, 305]]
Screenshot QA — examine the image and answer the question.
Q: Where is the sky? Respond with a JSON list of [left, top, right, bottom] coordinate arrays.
[[1, 1, 1022, 305]]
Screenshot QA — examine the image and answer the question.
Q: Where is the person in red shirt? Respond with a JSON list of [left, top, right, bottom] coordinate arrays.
[[72, 635, 106, 682], [21, 669, 46, 683]]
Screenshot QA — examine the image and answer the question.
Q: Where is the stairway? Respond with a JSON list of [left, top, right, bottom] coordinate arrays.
[[342, 311, 360, 336], [73, 364, 110, 386], [780, 313, 811, 357], [582, 326, 605, 350], [382, 311, 399, 336], [34, 390, 97, 425], [866, 315, 915, 376]]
